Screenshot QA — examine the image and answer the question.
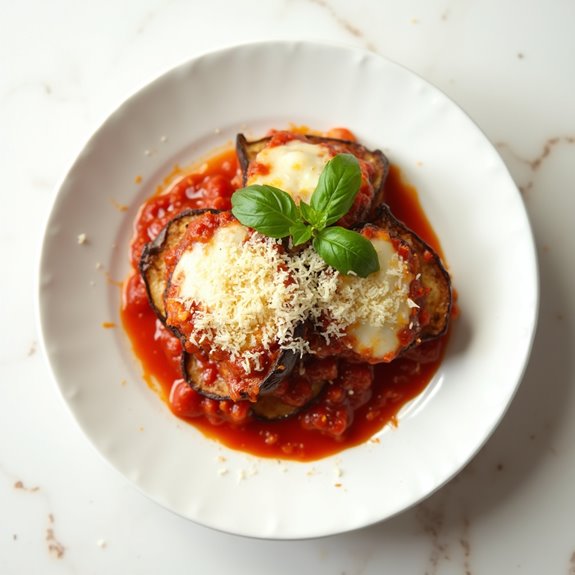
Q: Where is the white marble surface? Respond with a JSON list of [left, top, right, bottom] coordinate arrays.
[[1, 0, 574, 572]]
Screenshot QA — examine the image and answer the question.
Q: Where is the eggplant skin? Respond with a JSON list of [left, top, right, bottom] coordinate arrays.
[[139, 209, 219, 323], [181, 351, 231, 400], [236, 133, 390, 221], [251, 378, 326, 421], [182, 350, 301, 407], [144, 209, 300, 402], [372, 205, 452, 341], [138, 140, 450, 409], [183, 351, 324, 420]]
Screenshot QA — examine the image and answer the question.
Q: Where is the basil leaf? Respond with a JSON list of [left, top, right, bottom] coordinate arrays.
[[313, 227, 380, 277], [231, 185, 300, 238], [299, 200, 322, 227], [290, 222, 313, 246], [310, 154, 362, 227]]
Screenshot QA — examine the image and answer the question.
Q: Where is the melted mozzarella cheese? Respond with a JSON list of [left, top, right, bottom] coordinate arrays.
[[247, 140, 332, 204], [168, 218, 415, 370], [170, 222, 289, 367], [168, 222, 321, 371], [172, 223, 249, 308], [322, 234, 413, 361]]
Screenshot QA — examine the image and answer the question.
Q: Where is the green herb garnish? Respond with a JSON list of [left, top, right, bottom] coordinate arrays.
[[231, 154, 379, 277]]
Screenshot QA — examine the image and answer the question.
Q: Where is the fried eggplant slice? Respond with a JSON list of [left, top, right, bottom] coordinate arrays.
[[182, 352, 321, 420], [251, 379, 326, 421], [181, 349, 298, 403], [236, 132, 389, 226], [372, 205, 452, 341], [139, 208, 218, 322], [163, 211, 300, 402], [141, 209, 299, 402], [252, 356, 338, 421], [313, 218, 451, 363], [181, 351, 231, 400]]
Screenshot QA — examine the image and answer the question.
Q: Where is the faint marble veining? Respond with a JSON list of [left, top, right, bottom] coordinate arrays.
[[134, 0, 178, 36], [416, 500, 473, 575], [529, 137, 575, 171], [46, 513, 65, 559], [416, 503, 449, 575], [14, 479, 40, 492], [496, 136, 575, 195], [305, 0, 378, 52], [0, 340, 39, 367], [460, 514, 472, 575], [5, 467, 67, 561], [0, 81, 52, 107], [27, 341, 37, 357]]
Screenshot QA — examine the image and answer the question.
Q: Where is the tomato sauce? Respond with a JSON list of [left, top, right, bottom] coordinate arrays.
[[121, 141, 450, 462]]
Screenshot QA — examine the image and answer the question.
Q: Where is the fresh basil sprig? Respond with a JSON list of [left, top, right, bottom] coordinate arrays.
[[311, 153, 362, 227], [231, 153, 379, 277], [228, 185, 299, 238]]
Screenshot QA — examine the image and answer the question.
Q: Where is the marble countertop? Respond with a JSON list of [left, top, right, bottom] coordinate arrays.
[[2, 0, 574, 573]]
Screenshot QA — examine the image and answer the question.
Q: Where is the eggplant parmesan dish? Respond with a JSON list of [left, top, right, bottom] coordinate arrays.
[[122, 127, 454, 461]]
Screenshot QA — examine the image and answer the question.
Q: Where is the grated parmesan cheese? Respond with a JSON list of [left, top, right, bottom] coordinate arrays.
[[325, 236, 413, 359], [169, 222, 413, 372], [171, 223, 318, 369]]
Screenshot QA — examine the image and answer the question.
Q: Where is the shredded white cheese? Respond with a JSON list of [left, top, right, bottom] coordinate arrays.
[[325, 237, 413, 358], [171, 224, 318, 369], [169, 222, 412, 372], [325, 250, 410, 331]]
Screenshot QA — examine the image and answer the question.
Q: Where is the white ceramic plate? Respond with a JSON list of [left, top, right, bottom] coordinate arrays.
[[37, 41, 538, 539]]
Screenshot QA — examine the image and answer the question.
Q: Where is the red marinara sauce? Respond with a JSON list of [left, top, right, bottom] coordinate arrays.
[[121, 141, 451, 462]]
